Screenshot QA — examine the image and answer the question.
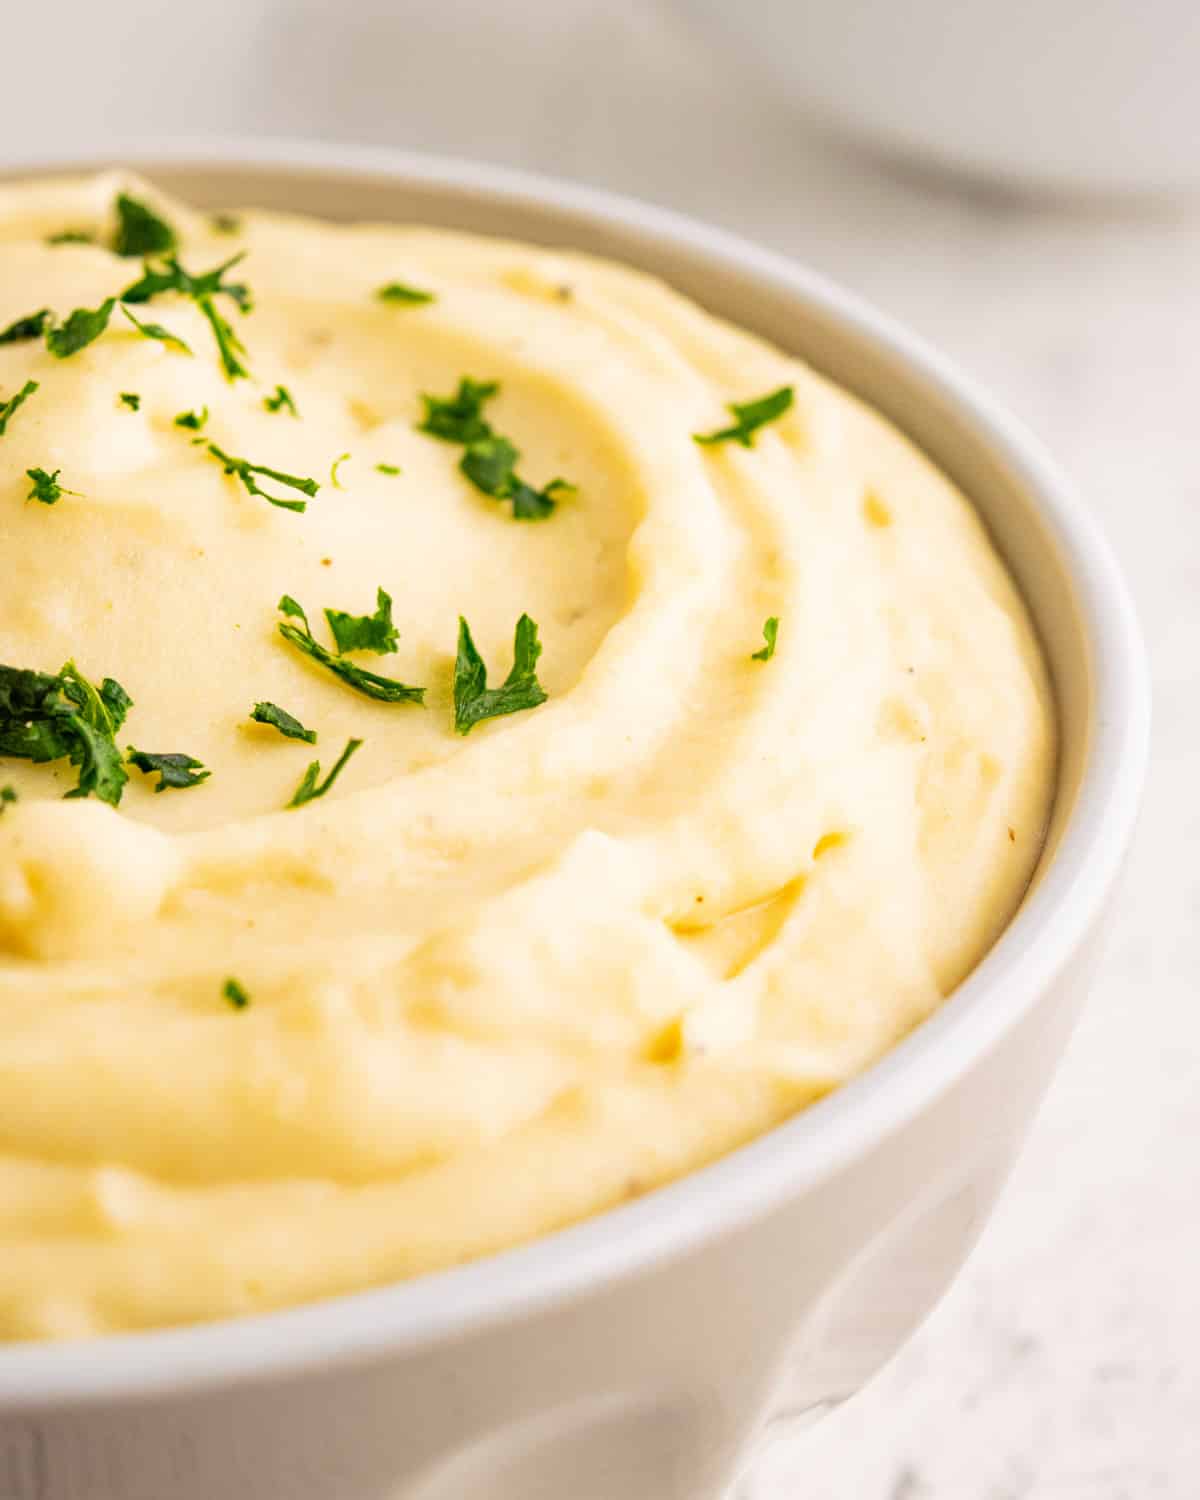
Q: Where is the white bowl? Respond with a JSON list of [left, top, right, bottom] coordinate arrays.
[[0, 142, 1149, 1500], [677, 0, 1200, 198]]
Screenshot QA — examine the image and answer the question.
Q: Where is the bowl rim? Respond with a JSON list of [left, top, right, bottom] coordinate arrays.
[[0, 137, 1150, 1406]]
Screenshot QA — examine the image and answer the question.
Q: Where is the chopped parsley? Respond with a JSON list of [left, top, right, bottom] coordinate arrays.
[[418, 377, 572, 520], [418, 377, 498, 444], [206, 442, 318, 513], [223, 977, 250, 1009], [277, 595, 424, 704], [694, 385, 794, 448], [0, 661, 132, 805], [113, 193, 178, 259], [377, 281, 435, 306], [459, 434, 574, 520], [288, 737, 363, 808], [46, 229, 94, 246], [324, 587, 398, 656], [127, 748, 210, 792], [46, 298, 117, 359], [0, 785, 16, 815], [453, 614, 547, 735], [0, 380, 38, 437], [26, 468, 78, 505], [375, 462, 401, 476], [751, 616, 779, 661], [122, 252, 253, 380], [264, 384, 298, 416], [330, 452, 350, 488], [0, 309, 50, 345], [251, 701, 317, 744], [211, 214, 241, 236], [174, 406, 209, 431], [119, 392, 141, 411], [121, 304, 192, 355]]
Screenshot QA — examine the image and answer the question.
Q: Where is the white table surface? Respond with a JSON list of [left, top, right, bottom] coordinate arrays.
[[6, 2, 1197, 1495]]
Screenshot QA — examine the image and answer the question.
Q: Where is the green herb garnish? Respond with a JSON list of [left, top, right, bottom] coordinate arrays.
[[46, 298, 117, 359], [0, 380, 38, 437], [121, 304, 192, 355], [174, 406, 208, 431], [288, 737, 363, 808], [250, 701, 317, 744], [0, 661, 132, 805], [751, 616, 779, 661], [211, 214, 241, 236], [694, 385, 794, 448], [460, 434, 573, 520], [223, 977, 250, 1009], [26, 467, 78, 505], [206, 442, 318, 513], [0, 309, 50, 345], [419, 377, 571, 519], [324, 587, 398, 656], [46, 230, 94, 246], [375, 462, 401, 476], [122, 252, 252, 380], [113, 193, 178, 259], [330, 452, 350, 488], [119, 392, 141, 411], [377, 281, 435, 306], [127, 748, 210, 792], [418, 377, 498, 444], [453, 614, 547, 735], [0, 785, 16, 815], [277, 596, 424, 704], [264, 384, 298, 416]]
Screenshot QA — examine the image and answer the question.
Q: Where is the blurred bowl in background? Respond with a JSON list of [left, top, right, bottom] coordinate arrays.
[[676, 0, 1200, 199]]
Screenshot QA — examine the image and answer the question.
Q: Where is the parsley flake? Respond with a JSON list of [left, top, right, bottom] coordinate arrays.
[[251, 701, 317, 744], [0, 309, 51, 345], [751, 616, 779, 661], [174, 406, 208, 431], [206, 442, 318, 513], [0, 660, 132, 805], [330, 452, 350, 488], [46, 229, 94, 246], [46, 298, 117, 359], [26, 467, 79, 505], [119, 392, 141, 411], [418, 377, 498, 444], [122, 253, 252, 380], [694, 385, 794, 448], [375, 462, 401, 476], [324, 587, 398, 656], [0, 785, 16, 815], [454, 614, 548, 735], [121, 304, 192, 355], [288, 737, 363, 808], [223, 977, 250, 1009], [0, 380, 38, 438], [211, 214, 241, 236], [264, 384, 298, 417], [277, 596, 424, 704], [419, 377, 572, 519], [113, 193, 178, 259], [127, 748, 210, 792], [377, 281, 435, 306], [460, 434, 573, 520]]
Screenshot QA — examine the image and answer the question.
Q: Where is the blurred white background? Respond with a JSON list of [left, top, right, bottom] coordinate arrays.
[[3, 2, 1197, 1496]]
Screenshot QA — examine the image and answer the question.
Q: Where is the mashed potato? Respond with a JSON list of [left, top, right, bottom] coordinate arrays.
[[0, 174, 1054, 1339]]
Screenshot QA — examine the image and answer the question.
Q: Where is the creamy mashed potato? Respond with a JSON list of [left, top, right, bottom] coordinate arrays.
[[0, 174, 1053, 1340]]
